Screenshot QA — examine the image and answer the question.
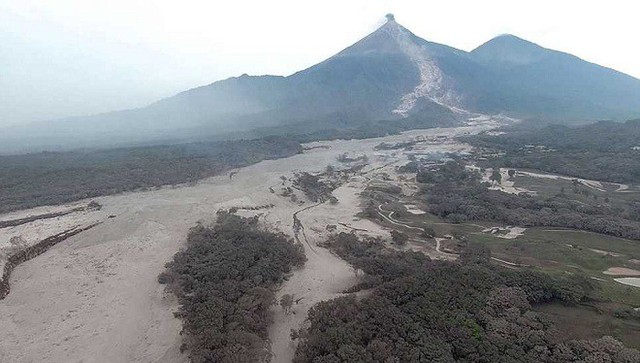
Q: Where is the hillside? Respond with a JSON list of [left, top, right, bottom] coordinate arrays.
[[2, 16, 640, 153], [471, 35, 640, 118]]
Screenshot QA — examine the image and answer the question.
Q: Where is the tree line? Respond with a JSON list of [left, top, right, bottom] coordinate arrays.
[[0, 136, 302, 214], [464, 120, 640, 184], [417, 161, 640, 240]]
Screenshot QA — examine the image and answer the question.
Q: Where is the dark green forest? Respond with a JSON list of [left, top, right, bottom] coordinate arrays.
[[160, 212, 305, 363], [294, 233, 640, 362], [0, 105, 457, 214], [465, 120, 640, 183], [0, 136, 301, 214], [416, 161, 640, 240]]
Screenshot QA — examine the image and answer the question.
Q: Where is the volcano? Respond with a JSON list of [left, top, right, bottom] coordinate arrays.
[[2, 15, 639, 152]]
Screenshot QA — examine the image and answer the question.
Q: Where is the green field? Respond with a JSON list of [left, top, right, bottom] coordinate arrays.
[[370, 196, 640, 344], [389, 202, 640, 304], [472, 228, 640, 305]]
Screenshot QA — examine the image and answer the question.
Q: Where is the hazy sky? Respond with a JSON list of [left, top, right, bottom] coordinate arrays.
[[1, 0, 639, 127]]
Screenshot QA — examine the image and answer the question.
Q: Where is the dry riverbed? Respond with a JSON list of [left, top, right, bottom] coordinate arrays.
[[0, 118, 500, 362]]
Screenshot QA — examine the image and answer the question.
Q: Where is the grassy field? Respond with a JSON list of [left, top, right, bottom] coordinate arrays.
[[374, 201, 640, 346], [374, 185, 640, 272], [363, 165, 640, 348], [401, 207, 640, 304], [472, 228, 640, 305]]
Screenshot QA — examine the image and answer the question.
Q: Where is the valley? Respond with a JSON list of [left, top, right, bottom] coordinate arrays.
[[0, 118, 640, 362], [2, 7, 640, 363], [2, 114, 640, 361], [0, 117, 495, 362]]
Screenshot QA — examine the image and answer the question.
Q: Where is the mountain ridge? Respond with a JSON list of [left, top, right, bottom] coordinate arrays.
[[2, 15, 639, 153]]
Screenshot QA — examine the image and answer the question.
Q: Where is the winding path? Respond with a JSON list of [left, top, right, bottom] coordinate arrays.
[[292, 202, 324, 255], [376, 203, 528, 266]]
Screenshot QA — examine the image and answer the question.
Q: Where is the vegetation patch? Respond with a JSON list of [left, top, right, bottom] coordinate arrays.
[[417, 160, 640, 240], [465, 120, 640, 184], [294, 233, 639, 362], [292, 172, 338, 203], [0, 105, 458, 215], [0, 136, 302, 214], [161, 212, 305, 363]]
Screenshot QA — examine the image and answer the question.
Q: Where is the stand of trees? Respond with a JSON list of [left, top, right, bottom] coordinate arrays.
[[294, 233, 639, 362], [0, 102, 459, 215], [465, 120, 640, 184], [160, 212, 305, 363], [293, 172, 337, 203], [417, 161, 640, 240], [0, 136, 302, 214]]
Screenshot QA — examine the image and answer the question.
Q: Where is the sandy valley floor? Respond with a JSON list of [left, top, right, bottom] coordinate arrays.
[[0, 119, 499, 363]]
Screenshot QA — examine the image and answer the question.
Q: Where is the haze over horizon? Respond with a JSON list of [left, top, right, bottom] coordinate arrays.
[[1, 0, 639, 127]]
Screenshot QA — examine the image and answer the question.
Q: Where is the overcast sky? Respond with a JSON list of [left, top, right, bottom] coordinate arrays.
[[1, 0, 639, 127]]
